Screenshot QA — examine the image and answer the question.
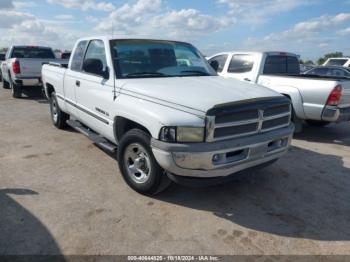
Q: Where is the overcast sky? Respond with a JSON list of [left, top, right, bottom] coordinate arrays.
[[0, 0, 349, 60]]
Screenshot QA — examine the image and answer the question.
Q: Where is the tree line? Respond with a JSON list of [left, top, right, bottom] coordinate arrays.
[[300, 52, 345, 65]]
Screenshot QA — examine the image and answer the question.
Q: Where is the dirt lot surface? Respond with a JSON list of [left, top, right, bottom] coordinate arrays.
[[0, 86, 350, 256]]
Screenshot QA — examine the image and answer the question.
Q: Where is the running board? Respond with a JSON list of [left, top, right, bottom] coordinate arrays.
[[67, 120, 117, 153]]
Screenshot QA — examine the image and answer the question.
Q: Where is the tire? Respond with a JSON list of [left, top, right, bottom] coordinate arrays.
[[50, 92, 69, 129], [306, 120, 330, 127], [117, 129, 171, 195], [10, 78, 22, 98], [2, 79, 10, 89], [291, 108, 303, 133]]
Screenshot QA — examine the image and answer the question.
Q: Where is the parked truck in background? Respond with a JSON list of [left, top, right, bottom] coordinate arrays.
[[1, 46, 61, 98], [208, 52, 350, 131], [42, 37, 294, 195], [0, 52, 5, 82], [323, 57, 350, 67]]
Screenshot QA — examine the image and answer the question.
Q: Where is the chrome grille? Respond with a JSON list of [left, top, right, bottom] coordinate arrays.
[[206, 98, 291, 142]]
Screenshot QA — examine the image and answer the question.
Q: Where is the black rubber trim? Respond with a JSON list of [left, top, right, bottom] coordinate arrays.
[[56, 94, 109, 125]]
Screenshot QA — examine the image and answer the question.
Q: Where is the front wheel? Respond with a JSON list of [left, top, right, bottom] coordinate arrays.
[[306, 120, 330, 127], [117, 129, 171, 195], [50, 92, 69, 129]]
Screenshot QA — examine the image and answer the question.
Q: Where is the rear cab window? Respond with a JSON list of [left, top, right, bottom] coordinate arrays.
[[263, 55, 300, 75], [11, 47, 55, 59], [228, 55, 254, 73]]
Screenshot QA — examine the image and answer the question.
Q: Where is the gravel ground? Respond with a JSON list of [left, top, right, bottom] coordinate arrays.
[[0, 86, 350, 256]]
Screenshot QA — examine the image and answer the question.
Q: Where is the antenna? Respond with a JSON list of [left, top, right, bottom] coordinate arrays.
[[112, 19, 114, 38]]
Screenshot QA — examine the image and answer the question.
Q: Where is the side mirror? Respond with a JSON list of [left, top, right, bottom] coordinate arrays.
[[83, 58, 109, 79], [210, 60, 219, 72]]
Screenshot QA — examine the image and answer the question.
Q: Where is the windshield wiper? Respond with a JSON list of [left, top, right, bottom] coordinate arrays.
[[180, 70, 210, 76], [125, 72, 170, 78]]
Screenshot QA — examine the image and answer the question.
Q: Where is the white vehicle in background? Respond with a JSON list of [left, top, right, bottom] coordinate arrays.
[[208, 51, 350, 131], [323, 57, 350, 67], [1, 45, 61, 98], [41, 37, 294, 195]]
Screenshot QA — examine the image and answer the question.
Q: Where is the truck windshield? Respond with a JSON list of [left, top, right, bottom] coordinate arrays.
[[263, 55, 300, 75], [325, 59, 348, 66], [110, 40, 217, 78], [11, 47, 55, 59]]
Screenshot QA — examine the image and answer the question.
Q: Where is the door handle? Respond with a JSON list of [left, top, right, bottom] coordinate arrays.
[[244, 78, 251, 82], [76, 80, 80, 87]]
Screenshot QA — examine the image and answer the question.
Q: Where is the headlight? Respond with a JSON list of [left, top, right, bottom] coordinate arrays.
[[159, 127, 205, 143]]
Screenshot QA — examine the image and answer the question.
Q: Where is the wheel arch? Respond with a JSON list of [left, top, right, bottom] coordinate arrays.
[[45, 83, 55, 99], [114, 116, 152, 143]]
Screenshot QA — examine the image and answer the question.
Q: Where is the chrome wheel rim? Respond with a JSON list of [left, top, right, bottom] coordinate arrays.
[[51, 98, 58, 123], [124, 143, 151, 184]]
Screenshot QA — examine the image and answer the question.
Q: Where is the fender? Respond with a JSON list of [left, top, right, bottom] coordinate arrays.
[[265, 85, 306, 120], [111, 94, 205, 141]]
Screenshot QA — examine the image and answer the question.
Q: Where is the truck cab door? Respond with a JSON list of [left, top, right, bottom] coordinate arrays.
[[75, 40, 115, 142], [225, 54, 255, 83]]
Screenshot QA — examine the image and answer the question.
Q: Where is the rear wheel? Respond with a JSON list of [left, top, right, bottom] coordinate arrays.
[[117, 129, 171, 195], [50, 92, 69, 129], [2, 79, 10, 89], [10, 78, 22, 98], [306, 120, 330, 127]]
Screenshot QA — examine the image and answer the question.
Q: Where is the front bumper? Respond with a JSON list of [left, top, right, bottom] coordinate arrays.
[[322, 106, 350, 122], [151, 124, 294, 178]]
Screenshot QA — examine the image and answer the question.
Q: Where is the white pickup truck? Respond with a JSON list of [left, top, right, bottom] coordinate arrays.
[[42, 37, 294, 195], [1, 45, 62, 98], [208, 52, 350, 131], [323, 57, 350, 67]]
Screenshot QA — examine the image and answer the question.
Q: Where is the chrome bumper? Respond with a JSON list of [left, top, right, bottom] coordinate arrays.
[[151, 125, 294, 178], [322, 106, 350, 122]]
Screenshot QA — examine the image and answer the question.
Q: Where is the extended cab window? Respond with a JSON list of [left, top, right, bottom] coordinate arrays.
[[82, 40, 108, 78], [228, 55, 254, 73], [71, 41, 88, 71], [110, 40, 216, 78], [208, 55, 228, 73], [11, 47, 55, 59], [263, 55, 300, 75]]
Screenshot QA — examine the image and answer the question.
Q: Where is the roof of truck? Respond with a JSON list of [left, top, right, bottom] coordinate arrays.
[[76, 35, 190, 44]]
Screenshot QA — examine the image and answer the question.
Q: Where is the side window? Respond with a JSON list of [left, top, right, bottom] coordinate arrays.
[[228, 55, 254, 73], [82, 40, 108, 78], [71, 41, 88, 71], [315, 68, 329, 75], [331, 69, 345, 77], [208, 55, 228, 73]]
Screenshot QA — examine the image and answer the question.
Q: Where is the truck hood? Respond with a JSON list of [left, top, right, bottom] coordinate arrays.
[[120, 76, 281, 114]]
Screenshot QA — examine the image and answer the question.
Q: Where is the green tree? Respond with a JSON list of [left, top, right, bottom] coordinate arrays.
[[304, 60, 314, 65], [317, 52, 343, 65]]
